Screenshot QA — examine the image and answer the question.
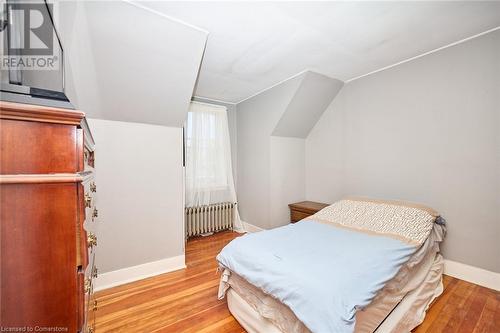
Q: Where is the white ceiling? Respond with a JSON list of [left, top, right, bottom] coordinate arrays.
[[141, 1, 500, 104], [55, 1, 207, 127]]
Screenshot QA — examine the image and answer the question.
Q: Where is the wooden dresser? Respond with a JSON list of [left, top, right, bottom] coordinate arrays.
[[288, 201, 329, 223], [0, 101, 98, 333]]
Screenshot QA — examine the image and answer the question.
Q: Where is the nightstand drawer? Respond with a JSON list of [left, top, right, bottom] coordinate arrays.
[[290, 209, 312, 222], [288, 201, 329, 223]]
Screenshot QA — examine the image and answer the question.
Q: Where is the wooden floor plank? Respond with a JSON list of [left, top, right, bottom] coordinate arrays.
[[95, 231, 500, 333], [439, 280, 477, 332], [412, 277, 461, 333], [456, 286, 489, 332]]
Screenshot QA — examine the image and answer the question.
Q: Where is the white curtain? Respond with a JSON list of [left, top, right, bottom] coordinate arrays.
[[185, 101, 243, 231]]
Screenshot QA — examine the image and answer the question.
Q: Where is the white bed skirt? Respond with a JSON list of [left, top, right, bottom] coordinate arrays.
[[226, 253, 444, 333]]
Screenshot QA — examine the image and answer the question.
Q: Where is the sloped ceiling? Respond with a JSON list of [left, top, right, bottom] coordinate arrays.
[[238, 69, 342, 139], [272, 72, 343, 138], [141, 1, 500, 103], [53, 0, 207, 127]]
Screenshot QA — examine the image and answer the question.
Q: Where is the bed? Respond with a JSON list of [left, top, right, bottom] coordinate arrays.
[[217, 198, 446, 333]]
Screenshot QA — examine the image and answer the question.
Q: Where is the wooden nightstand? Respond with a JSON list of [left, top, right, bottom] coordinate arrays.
[[288, 201, 329, 223]]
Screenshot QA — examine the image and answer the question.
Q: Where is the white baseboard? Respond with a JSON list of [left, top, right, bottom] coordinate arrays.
[[444, 259, 500, 291], [243, 221, 264, 233], [94, 255, 186, 292]]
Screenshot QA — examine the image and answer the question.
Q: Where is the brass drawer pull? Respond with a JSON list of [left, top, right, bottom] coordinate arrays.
[[84, 278, 91, 294], [92, 208, 98, 219], [84, 194, 92, 208], [90, 182, 97, 192], [92, 266, 98, 278], [93, 299, 98, 311], [87, 233, 97, 248]]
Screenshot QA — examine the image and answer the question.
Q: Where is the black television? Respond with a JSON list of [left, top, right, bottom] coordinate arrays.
[[0, 0, 70, 105]]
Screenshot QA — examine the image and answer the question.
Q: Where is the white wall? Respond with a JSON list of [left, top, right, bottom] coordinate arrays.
[[306, 30, 500, 272], [269, 137, 306, 228], [88, 119, 184, 274], [236, 71, 343, 229], [237, 73, 305, 228]]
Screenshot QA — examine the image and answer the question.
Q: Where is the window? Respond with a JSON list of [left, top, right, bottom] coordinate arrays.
[[185, 110, 229, 190], [184, 102, 236, 207]]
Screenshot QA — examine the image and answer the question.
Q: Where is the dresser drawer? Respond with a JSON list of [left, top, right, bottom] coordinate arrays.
[[77, 272, 85, 331], [0, 182, 79, 331], [84, 146, 95, 171], [77, 176, 98, 268], [83, 275, 95, 333], [77, 183, 88, 269], [78, 270, 96, 330], [83, 177, 98, 227], [77, 120, 95, 173], [85, 261, 98, 333], [0, 119, 80, 174], [85, 253, 96, 280]]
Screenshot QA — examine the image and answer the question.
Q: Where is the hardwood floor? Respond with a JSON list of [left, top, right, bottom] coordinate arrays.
[[95, 231, 500, 333]]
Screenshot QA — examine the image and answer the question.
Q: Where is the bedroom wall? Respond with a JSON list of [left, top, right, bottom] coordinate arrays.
[[237, 73, 306, 229], [306, 30, 500, 272], [269, 137, 306, 226], [88, 119, 185, 277], [236, 71, 343, 229]]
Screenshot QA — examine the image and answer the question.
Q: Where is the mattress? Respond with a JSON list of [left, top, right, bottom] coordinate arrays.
[[223, 223, 445, 333]]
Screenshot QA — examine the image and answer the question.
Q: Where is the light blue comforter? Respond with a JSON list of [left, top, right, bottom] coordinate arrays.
[[217, 220, 417, 333]]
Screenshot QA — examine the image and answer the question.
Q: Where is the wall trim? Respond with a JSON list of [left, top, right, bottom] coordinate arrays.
[[125, 1, 209, 35], [444, 259, 500, 291], [236, 69, 310, 104], [191, 100, 228, 111], [193, 95, 237, 105], [243, 221, 264, 233], [94, 255, 186, 292]]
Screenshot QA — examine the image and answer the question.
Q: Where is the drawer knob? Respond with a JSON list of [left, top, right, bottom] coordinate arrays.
[[92, 266, 98, 278], [92, 208, 98, 219], [90, 182, 97, 193], [84, 194, 92, 208], [93, 299, 98, 311], [87, 233, 97, 248]]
